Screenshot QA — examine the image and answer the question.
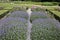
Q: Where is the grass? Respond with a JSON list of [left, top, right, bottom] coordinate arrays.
[[45, 7, 56, 11], [51, 11, 60, 17], [0, 3, 15, 10], [0, 3, 34, 10], [11, 1, 58, 6], [0, 2, 58, 10], [0, 10, 9, 15], [45, 6, 60, 17], [41, 2, 58, 6], [0, 1, 59, 18]]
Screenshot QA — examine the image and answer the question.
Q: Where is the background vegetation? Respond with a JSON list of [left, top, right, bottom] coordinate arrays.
[[0, 0, 60, 2]]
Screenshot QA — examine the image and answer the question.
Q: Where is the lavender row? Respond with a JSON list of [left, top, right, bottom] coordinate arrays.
[[30, 11, 48, 21], [0, 17, 28, 40], [31, 18, 60, 40], [31, 6, 45, 12], [6, 11, 29, 20]]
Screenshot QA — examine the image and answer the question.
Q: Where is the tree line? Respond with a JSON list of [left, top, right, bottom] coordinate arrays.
[[11, 0, 60, 2], [0, 0, 60, 2]]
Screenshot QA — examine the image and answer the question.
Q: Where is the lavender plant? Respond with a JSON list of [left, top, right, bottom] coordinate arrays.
[[7, 11, 28, 20], [31, 18, 60, 40], [12, 6, 27, 11], [0, 17, 28, 40], [31, 7, 45, 12], [30, 11, 48, 21]]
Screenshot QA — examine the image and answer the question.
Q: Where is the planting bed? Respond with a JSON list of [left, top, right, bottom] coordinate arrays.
[[0, 17, 28, 40], [0, 10, 29, 40], [31, 18, 60, 40], [30, 8, 60, 40], [7, 11, 28, 20], [0, 7, 60, 40], [30, 11, 48, 21]]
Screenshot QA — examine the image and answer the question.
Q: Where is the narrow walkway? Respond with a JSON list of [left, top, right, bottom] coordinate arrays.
[[26, 8, 32, 40], [27, 21, 32, 40]]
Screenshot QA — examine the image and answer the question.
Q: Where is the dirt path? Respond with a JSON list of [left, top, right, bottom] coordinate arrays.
[[26, 8, 32, 40]]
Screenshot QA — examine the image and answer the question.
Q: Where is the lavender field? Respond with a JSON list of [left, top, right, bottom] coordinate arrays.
[[0, 8, 60, 40]]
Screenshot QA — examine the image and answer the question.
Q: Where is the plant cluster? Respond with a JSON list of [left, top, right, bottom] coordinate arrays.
[[0, 17, 28, 40], [30, 11, 48, 21], [31, 18, 60, 40], [7, 11, 28, 19]]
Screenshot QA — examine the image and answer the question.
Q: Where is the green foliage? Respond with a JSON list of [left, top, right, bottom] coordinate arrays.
[[41, 2, 58, 6], [46, 6, 60, 17], [51, 11, 60, 17], [0, 10, 8, 15]]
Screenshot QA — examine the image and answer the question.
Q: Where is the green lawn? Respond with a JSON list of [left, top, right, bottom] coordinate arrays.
[[11, 1, 58, 6], [0, 2, 58, 10], [0, 2, 33, 16], [0, 10, 8, 15], [45, 6, 60, 17], [0, 3, 15, 10], [0, 3, 34, 10], [51, 11, 60, 17]]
